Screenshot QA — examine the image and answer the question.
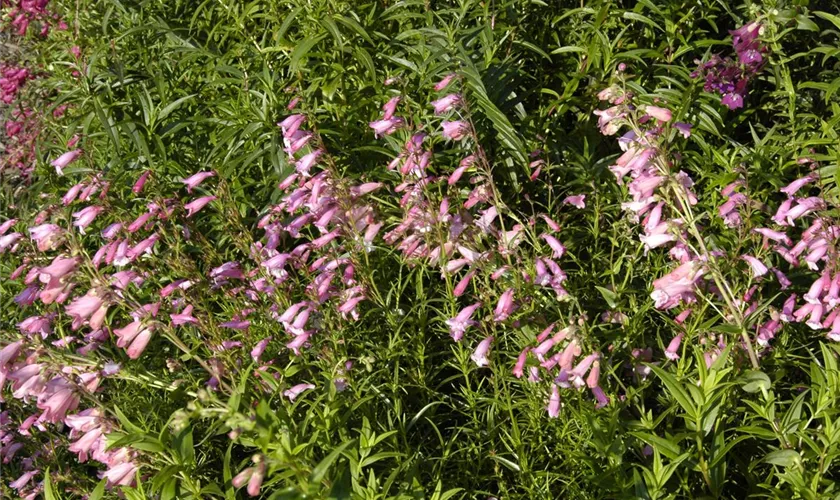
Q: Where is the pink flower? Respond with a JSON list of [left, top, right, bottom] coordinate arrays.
[[547, 384, 561, 418], [541, 234, 566, 259], [674, 122, 692, 138], [38, 388, 80, 423], [445, 303, 481, 341], [29, 224, 64, 251], [645, 105, 672, 122], [0, 232, 22, 253], [284, 383, 315, 401], [562, 194, 586, 209], [66, 290, 109, 330], [382, 96, 401, 120], [780, 174, 815, 197], [171, 304, 199, 326], [434, 73, 457, 91], [182, 171, 216, 193], [102, 462, 139, 487], [471, 336, 494, 367], [114, 321, 153, 359], [369, 118, 405, 138], [132, 170, 151, 193], [251, 337, 272, 362], [513, 348, 530, 378], [72, 206, 103, 234], [741, 255, 768, 278], [430, 94, 461, 115], [493, 289, 515, 322], [278, 114, 306, 138], [50, 149, 82, 175], [295, 149, 323, 176], [233, 461, 266, 497], [185, 196, 216, 217], [665, 333, 683, 360], [753, 228, 791, 246], [441, 120, 470, 141]]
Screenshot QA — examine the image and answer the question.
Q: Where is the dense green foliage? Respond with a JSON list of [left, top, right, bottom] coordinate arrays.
[[4, 0, 840, 498]]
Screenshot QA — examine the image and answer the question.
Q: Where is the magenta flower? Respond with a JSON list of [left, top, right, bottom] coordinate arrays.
[[182, 171, 216, 193], [102, 462, 139, 487], [171, 304, 199, 326], [441, 120, 470, 141], [251, 337, 272, 362], [493, 289, 515, 322], [132, 170, 151, 193], [295, 149, 323, 176], [780, 174, 816, 197], [674, 122, 692, 138], [50, 149, 82, 175], [471, 336, 494, 367], [185, 196, 216, 217], [562, 194, 586, 209], [220, 320, 250, 330], [445, 302, 481, 341]]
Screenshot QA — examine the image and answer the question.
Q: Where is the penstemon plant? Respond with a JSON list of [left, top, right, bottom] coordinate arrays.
[[3, 0, 840, 498]]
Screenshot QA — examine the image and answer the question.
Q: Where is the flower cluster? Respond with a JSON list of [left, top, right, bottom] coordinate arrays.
[[0, 0, 65, 36], [692, 22, 767, 110]]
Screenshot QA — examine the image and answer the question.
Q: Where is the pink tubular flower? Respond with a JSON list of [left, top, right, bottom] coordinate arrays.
[[182, 171, 216, 192], [541, 234, 566, 259], [132, 170, 151, 193], [753, 227, 792, 246], [29, 224, 64, 252], [369, 118, 404, 138], [562, 194, 586, 209], [381, 96, 401, 120], [430, 93, 461, 115], [741, 255, 768, 278], [233, 461, 266, 497], [102, 461, 139, 487], [513, 348, 530, 378], [471, 336, 494, 367], [185, 196, 216, 217], [66, 290, 108, 330], [445, 302, 481, 341], [171, 304, 199, 326], [434, 73, 457, 91], [547, 384, 561, 418], [441, 120, 470, 141], [493, 289, 515, 322], [284, 383, 315, 401], [51, 149, 82, 175], [664, 333, 683, 360], [645, 105, 672, 122], [72, 206, 103, 234]]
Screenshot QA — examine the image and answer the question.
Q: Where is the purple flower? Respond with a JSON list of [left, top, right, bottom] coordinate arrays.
[[51, 149, 82, 175], [445, 302, 481, 341], [284, 383, 315, 401]]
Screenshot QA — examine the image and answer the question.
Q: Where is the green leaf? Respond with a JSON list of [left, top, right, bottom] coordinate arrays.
[[310, 440, 355, 485], [289, 34, 327, 74], [739, 370, 771, 393], [595, 286, 618, 308], [88, 479, 107, 500], [647, 364, 696, 419], [763, 449, 800, 467], [630, 432, 682, 460]]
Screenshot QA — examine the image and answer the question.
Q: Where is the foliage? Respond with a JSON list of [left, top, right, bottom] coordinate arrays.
[[3, 0, 840, 498]]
